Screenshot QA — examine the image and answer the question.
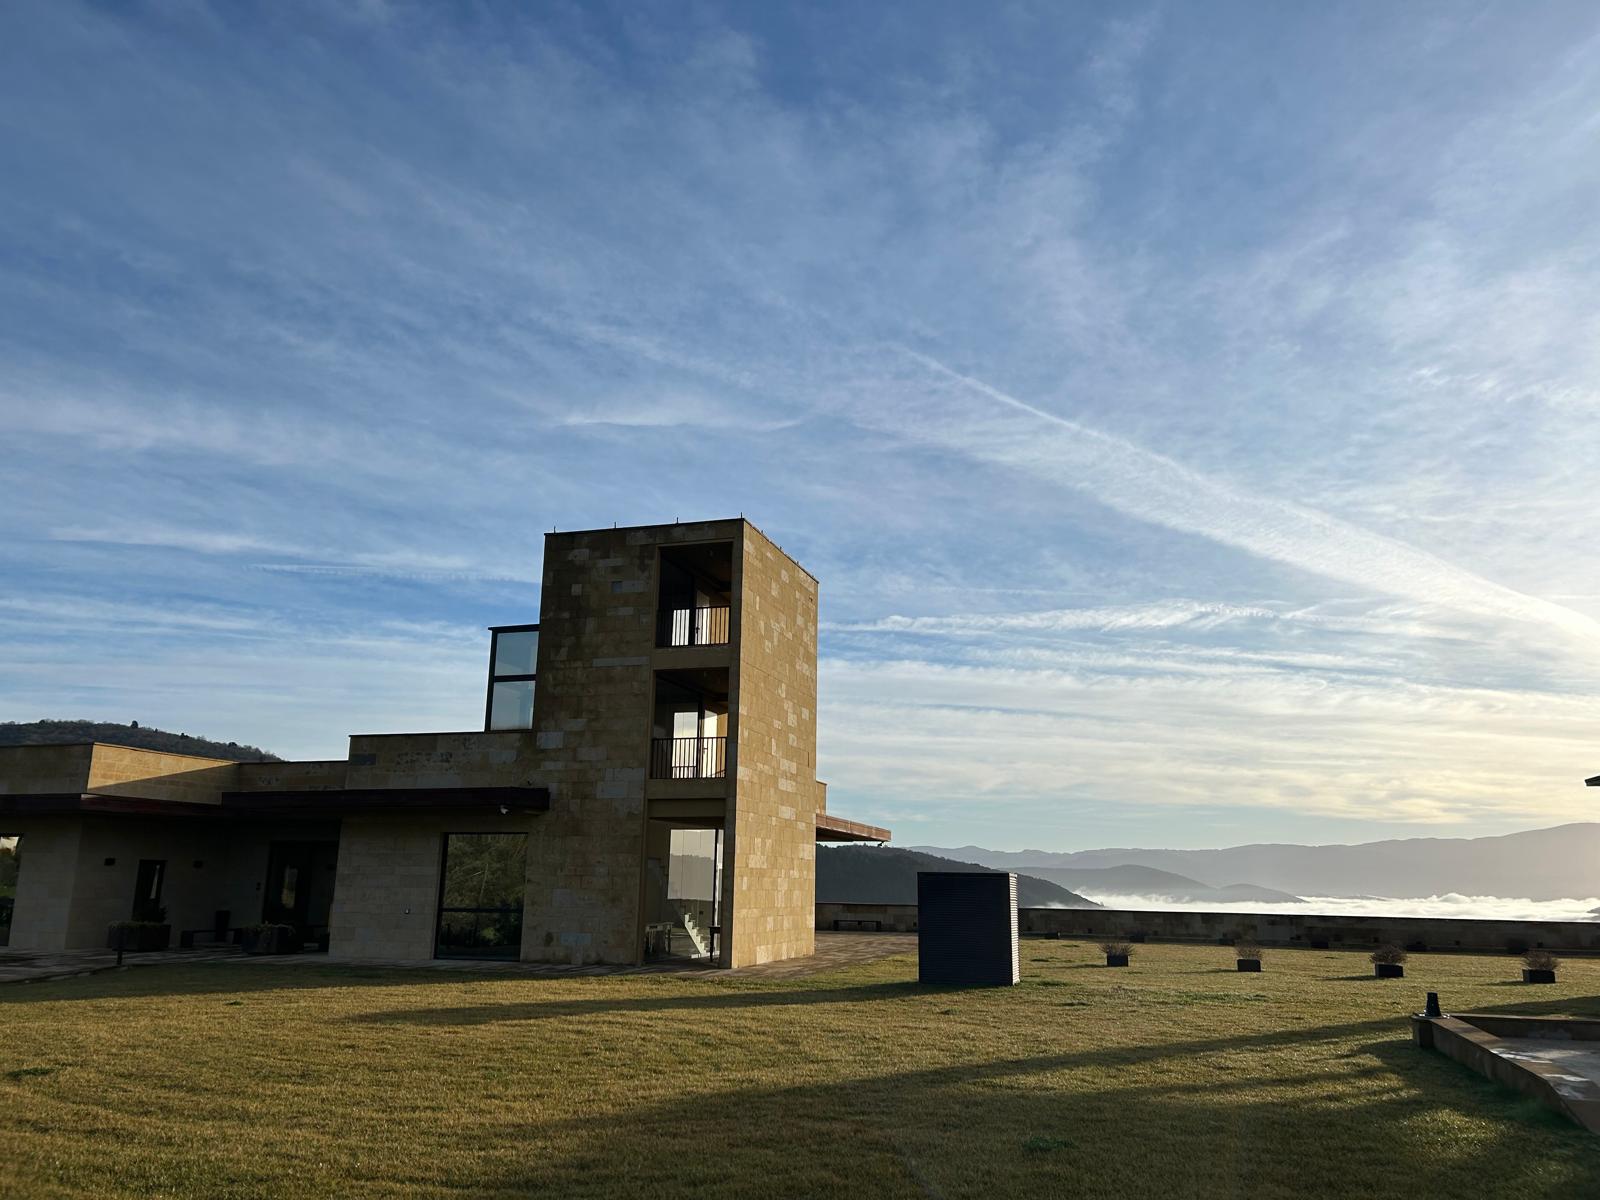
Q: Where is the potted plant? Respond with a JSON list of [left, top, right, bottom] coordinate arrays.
[[1099, 940, 1133, 968], [108, 904, 170, 952], [107, 920, 171, 952], [240, 923, 300, 956], [1522, 949, 1558, 984], [1371, 943, 1407, 979], [1235, 942, 1263, 973]]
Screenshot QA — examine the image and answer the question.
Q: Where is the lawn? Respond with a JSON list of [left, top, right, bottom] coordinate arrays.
[[3, 939, 1598, 1198]]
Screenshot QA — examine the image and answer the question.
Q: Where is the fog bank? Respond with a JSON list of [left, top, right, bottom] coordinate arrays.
[[1071, 892, 1600, 922]]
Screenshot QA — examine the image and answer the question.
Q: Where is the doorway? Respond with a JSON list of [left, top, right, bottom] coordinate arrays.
[[262, 841, 339, 947], [131, 859, 166, 922]]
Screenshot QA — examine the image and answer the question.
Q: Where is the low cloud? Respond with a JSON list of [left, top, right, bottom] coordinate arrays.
[[1075, 891, 1600, 923]]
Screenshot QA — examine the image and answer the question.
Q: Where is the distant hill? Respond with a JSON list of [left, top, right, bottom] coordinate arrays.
[[0, 720, 282, 763], [1017, 864, 1302, 905], [818, 846, 1099, 908], [914, 823, 1600, 902]]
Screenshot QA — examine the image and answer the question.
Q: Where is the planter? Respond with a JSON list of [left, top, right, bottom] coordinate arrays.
[[1105, 953, 1129, 967], [1236, 959, 1261, 973], [107, 923, 171, 952], [1523, 968, 1556, 984], [241, 926, 300, 956], [1374, 963, 1404, 979]]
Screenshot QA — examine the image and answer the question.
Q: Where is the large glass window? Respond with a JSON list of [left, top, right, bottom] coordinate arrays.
[[489, 680, 535, 730], [493, 629, 539, 676], [435, 833, 528, 960], [484, 624, 539, 730]]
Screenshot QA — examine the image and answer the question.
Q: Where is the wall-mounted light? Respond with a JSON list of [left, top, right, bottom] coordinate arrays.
[[192, 860, 205, 869], [103, 857, 116, 867]]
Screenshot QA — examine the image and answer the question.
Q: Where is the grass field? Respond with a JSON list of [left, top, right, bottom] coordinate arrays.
[[3, 939, 1598, 1198]]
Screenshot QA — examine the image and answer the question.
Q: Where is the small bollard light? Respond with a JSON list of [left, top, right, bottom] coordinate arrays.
[[1425, 991, 1441, 1018]]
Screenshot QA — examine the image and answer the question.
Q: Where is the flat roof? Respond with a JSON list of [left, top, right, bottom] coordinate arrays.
[[816, 812, 891, 843], [545, 517, 819, 584]]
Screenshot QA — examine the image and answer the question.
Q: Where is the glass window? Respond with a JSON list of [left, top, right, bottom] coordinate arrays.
[[436, 833, 528, 960], [493, 629, 539, 676], [485, 625, 539, 731], [489, 680, 536, 730]]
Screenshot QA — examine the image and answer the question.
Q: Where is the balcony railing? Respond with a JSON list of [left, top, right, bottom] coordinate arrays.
[[657, 605, 731, 648], [650, 736, 727, 780]]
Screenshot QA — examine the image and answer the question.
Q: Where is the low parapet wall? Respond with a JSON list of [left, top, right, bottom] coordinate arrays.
[[815, 903, 1600, 953]]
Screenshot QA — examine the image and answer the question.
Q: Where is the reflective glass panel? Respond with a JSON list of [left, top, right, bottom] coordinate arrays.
[[493, 630, 539, 676], [436, 833, 527, 960], [489, 680, 535, 730]]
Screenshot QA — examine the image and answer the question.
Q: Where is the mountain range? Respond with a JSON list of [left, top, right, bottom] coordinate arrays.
[[817, 846, 1098, 908], [914, 823, 1600, 902], [0, 720, 281, 762], [1011, 864, 1301, 905]]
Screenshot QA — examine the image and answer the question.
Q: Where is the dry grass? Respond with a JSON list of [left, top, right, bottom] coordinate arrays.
[[3, 939, 1599, 1198]]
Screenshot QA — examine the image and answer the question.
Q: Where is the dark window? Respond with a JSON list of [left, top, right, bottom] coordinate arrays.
[[131, 859, 166, 922], [435, 833, 528, 960]]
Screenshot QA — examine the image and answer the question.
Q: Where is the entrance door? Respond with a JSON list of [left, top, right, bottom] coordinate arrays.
[[131, 859, 166, 922], [262, 841, 339, 942]]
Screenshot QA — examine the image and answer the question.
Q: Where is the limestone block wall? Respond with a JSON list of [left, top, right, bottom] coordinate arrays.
[[0, 744, 239, 805], [233, 760, 350, 792], [85, 746, 240, 804], [529, 525, 716, 963], [330, 812, 552, 960], [65, 819, 231, 945], [329, 816, 447, 959], [1017, 905, 1600, 953], [812, 903, 1600, 953], [0, 744, 95, 796], [6, 817, 83, 950], [344, 732, 542, 790], [725, 524, 819, 967]]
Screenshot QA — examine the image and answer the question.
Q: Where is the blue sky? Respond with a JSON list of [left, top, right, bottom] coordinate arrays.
[[3, 1, 1599, 851]]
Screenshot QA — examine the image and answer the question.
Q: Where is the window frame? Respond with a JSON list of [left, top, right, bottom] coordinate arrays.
[[484, 623, 540, 731]]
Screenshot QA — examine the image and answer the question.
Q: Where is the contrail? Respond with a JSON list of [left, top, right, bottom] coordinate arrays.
[[889, 346, 1600, 649]]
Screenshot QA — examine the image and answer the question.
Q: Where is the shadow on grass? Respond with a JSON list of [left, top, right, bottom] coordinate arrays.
[[462, 1014, 1600, 1199], [0, 961, 544, 1005], [344, 980, 950, 1025]]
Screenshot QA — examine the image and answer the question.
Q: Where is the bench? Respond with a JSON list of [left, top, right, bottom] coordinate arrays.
[[832, 918, 883, 932]]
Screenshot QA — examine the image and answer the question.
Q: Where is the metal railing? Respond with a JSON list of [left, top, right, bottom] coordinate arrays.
[[650, 735, 727, 780], [656, 605, 731, 648]]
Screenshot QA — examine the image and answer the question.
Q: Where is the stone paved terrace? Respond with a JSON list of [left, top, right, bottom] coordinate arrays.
[[0, 946, 244, 985], [0, 931, 917, 986]]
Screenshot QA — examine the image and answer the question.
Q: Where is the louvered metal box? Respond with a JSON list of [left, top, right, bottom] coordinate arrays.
[[917, 871, 1020, 986]]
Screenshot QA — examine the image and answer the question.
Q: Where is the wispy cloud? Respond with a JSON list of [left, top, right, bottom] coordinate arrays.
[[886, 348, 1600, 649], [3, 2, 1598, 847]]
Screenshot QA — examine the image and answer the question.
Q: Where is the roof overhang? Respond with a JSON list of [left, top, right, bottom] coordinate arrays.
[[816, 812, 891, 843], [0, 793, 228, 818], [220, 786, 551, 817], [0, 786, 551, 821], [1587, 774, 1599, 787]]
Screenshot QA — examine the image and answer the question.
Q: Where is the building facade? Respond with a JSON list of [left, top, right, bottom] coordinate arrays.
[[0, 519, 888, 967]]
